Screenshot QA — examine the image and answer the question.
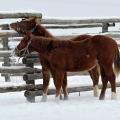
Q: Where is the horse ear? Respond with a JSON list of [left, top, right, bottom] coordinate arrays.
[[26, 32, 33, 39], [31, 17, 37, 23], [24, 32, 32, 41], [27, 32, 33, 36]]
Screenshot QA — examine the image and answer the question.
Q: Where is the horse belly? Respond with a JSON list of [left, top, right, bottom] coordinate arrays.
[[51, 55, 97, 72], [67, 57, 97, 72]]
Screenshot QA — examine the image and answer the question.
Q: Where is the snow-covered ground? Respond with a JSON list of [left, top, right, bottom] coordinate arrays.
[[1, 0, 120, 120]]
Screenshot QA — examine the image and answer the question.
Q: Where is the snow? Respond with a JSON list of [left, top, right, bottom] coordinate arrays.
[[0, 0, 120, 120]]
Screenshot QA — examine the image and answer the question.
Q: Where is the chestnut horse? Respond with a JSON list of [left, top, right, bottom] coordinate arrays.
[[10, 17, 100, 101], [14, 32, 120, 103]]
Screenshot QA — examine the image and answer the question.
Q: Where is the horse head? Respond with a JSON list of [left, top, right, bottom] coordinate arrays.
[[14, 32, 34, 57], [10, 17, 39, 35]]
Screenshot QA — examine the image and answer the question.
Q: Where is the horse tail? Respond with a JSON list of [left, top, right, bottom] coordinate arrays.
[[114, 46, 120, 76]]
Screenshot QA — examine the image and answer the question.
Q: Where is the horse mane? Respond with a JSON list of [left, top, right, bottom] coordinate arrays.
[[32, 34, 93, 49], [33, 36, 53, 47], [34, 19, 55, 38], [52, 39, 70, 47], [33, 35, 70, 48]]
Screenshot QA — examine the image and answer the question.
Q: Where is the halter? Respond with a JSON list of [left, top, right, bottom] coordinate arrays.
[[17, 21, 37, 34], [15, 37, 33, 57]]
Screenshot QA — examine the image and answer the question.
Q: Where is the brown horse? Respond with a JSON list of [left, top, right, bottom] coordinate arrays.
[[14, 32, 120, 103], [10, 17, 99, 101]]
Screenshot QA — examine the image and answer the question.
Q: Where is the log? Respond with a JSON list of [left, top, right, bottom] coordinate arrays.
[[0, 66, 41, 73], [22, 57, 40, 64], [0, 51, 38, 57], [0, 31, 23, 37], [23, 73, 43, 81], [9, 62, 40, 67], [56, 33, 120, 40], [1, 24, 10, 30], [67, 71, 89, 76], [0, 57, 4, 61], [24, 82, 120, 97], [0, 50, 11, 57], [41, 18, 120, 24], [0, 13, 42, 19], [25, 52, 39, 57], [44, 23, 115, 29], [1, 73, 24, 77], [0, 84, 43, 93], [0, 31, 120, 38], [24, 90, 43, 97]]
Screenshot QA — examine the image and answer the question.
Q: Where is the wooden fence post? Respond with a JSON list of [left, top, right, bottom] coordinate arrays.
[[2, 37, 10, 82], [1, 24, 10, 30], [1, 24, 10, 82], [25, 56, 35, 103], [102, 22, 109, 33]]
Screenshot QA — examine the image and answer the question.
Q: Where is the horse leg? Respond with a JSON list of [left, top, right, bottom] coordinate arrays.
[[41, 67, 50, 102], [88, 65, 99, 97], [104, 66, 116, 100], [59, 89, 63, 100], [99, 65, 108, 100], [50, 69, 65, 103], [62, 72, 68, 100], [55, 76, 68, 101]]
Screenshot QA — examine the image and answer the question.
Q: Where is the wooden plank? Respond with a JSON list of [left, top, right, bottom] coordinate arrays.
[[1, 31, 120, 38], [0, 13, 42, 19], [24, 82, 120, 97], [56, 34, 120, 40], [44, 23, 115, 29], [0, 84, 43, 93], [0, 31, 23, 37], [0, 51, 38, 57], [23, 73, 42, 81], [22, 57, 40, 64], [0, 50, 11, 57], [41, 18, 120, 24], [0, 66, 41, 73], [2, 23, 111, 29]]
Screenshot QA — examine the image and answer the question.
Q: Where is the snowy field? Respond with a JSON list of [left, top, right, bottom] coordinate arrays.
[[1, 0, 120, 120]]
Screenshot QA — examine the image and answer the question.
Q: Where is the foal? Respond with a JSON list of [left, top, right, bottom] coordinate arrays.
[[10, 17, 99, 101], [15, 32, 120, 103]]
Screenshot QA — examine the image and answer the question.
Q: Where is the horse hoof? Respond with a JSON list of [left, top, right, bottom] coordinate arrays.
[[55, 96, 60, 104], [64, 97, 68, 100], [60, 95, 63, 100], [94, 85, 99, 97], [111, 92, 117, 100], [41, 99, 46, 102], [99, 96, 105, 100], [41, 93, 47, 102]]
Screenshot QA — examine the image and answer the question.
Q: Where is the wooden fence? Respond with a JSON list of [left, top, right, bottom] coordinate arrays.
[[0, 12, 120, 102]]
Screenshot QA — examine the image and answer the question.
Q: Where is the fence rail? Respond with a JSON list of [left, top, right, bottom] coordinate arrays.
[[0, 31, 120, 39], [24, 82, 120, 97], [41, 17, 120, 24], [0, 13, 42, 19], [0, 66, 41, 74]]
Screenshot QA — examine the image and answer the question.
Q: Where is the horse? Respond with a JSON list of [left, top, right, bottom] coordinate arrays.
[[14, 32, 120, 103], [10, 17, 100, 101]]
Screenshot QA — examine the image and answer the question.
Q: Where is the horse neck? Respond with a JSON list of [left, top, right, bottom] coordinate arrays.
[[36, 24, 55, 38], [31, 36, 53, 56]]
